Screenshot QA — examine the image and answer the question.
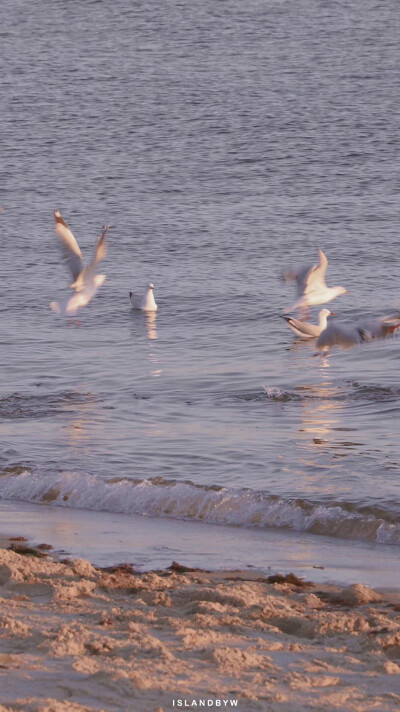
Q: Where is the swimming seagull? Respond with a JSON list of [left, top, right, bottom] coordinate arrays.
[[129, 283, 158, 312], [284, 249, 349, 313], [281, 308, 333, 339], [50, 210, 109, 316]]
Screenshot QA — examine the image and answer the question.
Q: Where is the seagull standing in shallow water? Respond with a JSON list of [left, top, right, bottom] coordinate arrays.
[[281, 308, 333, 339], [284, 249, 348, 314], [50, 210, 109, 317], [129, 283, 158, 312]]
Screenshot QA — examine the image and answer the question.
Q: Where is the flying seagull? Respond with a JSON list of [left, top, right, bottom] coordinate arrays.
[[284, 249, 348, 313], [316, 314, 366, 351], [316, 312, 400, 353], [50, 210, 109, 317]]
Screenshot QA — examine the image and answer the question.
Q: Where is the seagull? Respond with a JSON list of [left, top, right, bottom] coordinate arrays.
[[316, 312, 400, 353], [356, 313, 400, 341], [281, 308, 333, 339], [50, 210, 109, 317], [316, 314, 365, 351], [284, 249, 349, 313], [129, 283, 158, 312]]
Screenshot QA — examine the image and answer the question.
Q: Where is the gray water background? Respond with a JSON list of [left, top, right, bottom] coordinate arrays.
[[1, 0, 400, 573]]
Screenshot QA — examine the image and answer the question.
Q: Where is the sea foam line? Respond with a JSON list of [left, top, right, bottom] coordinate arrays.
[[0, 469, 399, 545]]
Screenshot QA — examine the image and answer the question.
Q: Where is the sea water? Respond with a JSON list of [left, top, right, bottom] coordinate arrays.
[[1, 0, 400, 585]]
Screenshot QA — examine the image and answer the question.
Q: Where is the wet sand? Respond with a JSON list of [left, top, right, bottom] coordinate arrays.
[[0, 539, 400, 712], [2, 499, 400, 589]]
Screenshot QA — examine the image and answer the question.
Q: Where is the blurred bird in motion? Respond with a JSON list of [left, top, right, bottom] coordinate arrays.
[[315, 313, 365, 352], [284, 249, 348, 315], [315, 312, 400, 354], [50, 210, 109, 317], [356, 313, 400, 341]]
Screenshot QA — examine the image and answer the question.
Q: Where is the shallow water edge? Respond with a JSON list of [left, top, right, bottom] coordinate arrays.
[[1, 499, 399, 589]]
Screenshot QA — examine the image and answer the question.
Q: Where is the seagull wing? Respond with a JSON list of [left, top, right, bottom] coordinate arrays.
[[284, 264, 313, 296], [72, 226, 108, 292], [284, 250, 327, 296], [54, 210, 83, 282], [281, 315, 320, 338], [93, 225, 109, 264], [304, 249, 328, 294], [129, 292, 142, 309], [317, 321, 362, 349]]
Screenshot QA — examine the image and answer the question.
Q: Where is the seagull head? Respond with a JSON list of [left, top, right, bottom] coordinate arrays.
[[148, 283, 154, 290]]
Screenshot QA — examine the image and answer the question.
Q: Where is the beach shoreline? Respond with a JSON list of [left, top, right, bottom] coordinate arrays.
[[2, 498, 400, 591], [0, 536, 399, 712]]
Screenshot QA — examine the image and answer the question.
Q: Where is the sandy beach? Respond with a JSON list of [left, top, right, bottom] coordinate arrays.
[[0, 539, 399, 712], [2, 2, 400, 711]]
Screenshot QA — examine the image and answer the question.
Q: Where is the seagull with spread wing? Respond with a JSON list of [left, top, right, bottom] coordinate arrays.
[[50, 210, 109, 317], [315, 312, 400, 353], [284, 249, 348, 314], [315, 314, 365, 351]]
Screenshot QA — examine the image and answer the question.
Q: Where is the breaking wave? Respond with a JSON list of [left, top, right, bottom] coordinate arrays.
[[0, 469, 399, 546]]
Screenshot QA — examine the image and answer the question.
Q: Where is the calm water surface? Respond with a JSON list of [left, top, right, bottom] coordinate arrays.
[[1, 0, 400, 577]]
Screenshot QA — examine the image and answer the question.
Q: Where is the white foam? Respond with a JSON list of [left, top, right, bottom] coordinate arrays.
[[263, 385, 285, 399], [0, 470, 399, 546]]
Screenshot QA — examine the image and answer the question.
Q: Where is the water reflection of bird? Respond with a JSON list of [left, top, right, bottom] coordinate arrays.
[[296, 381, 345, 495], [62, 390, 97, 453], [51, 210, 109, 317], [300, 390, 340, 441], [284, 249, 348, 314], [129, 283, 158, 312], [145, 311, 158, 340], [281, 308, 333, 339]]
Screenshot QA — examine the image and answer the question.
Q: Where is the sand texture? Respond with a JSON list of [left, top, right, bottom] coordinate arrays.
[[0, 546, 400, 711]]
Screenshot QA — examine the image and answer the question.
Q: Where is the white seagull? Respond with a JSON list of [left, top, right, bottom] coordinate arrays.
[[284, 249, 348, 313], [50, 210, 109, 317], [129, 283, 158, 312], [281, 308, 333, 339], [316, 312, 400, 353], [316, 314, 365, 351]]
